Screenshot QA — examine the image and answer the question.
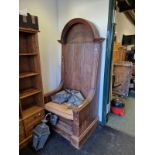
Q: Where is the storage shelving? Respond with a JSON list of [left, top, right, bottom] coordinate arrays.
[[19, 24, 44, 148]]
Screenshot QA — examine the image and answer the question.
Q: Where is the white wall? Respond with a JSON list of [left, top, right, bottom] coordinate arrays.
[[57, 0, 109, 121], [115, 11, 135, 43], [19, 0, 60, 93]]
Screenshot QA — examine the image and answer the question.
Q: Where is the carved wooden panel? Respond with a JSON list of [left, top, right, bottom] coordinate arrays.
[[61, 21, 101, 97], [113, 62, 133, 96]]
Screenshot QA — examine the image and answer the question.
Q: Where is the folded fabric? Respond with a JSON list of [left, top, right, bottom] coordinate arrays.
[[51, 89, 84, 106], [65, 89, 84, 105], [51, 90, 71, 104]]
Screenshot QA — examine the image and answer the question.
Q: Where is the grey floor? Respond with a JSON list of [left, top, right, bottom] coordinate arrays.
[[20, 125, 135, 155], [106, 93, 135, 137]]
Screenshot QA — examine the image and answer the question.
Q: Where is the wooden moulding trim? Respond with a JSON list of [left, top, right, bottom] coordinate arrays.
[[58, 38, 105, 44], [53, 127, 71, 141], [19, 52, 38, 56], [58, 18, 102, 44], [114, 62, 133, 67], [19, 135, 32, 149], [19, 27, 40, 33], [94, 38, 105, 43], [71, 118, 98, 148]]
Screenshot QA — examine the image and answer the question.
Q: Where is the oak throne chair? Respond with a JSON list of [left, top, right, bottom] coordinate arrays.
[[44, 18, 104, 149]]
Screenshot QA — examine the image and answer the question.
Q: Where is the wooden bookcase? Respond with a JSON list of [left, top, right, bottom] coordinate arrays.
[[19, 27, 44, 148]]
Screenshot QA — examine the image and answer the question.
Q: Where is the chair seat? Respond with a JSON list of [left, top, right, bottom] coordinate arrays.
[[45, 102, 73, 120]]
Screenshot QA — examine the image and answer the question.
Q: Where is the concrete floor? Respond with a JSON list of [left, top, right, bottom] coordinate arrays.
[[106, 94, 135, 137]]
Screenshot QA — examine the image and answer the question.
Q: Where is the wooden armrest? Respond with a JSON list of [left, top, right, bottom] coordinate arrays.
[[44, 81, 63, 103], [73, 89, 95, 112], [45, 101, 73, 120]]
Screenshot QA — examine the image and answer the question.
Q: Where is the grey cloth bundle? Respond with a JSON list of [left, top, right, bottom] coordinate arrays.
[[51, 89, 84, 106]]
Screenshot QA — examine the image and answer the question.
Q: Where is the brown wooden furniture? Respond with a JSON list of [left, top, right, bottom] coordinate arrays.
[[19, 18, 44, 148], [113, 42, 126, 63], [44, 18, 104, 149], [112, 62, 133, 96]]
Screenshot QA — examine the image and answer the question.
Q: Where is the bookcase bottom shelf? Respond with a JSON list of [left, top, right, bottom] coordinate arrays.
[[19, 135, 32, 149], [20, 106, 45, 149]]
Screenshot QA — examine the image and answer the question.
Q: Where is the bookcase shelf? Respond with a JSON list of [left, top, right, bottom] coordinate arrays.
[[19, 22, 44, 148], [19, 27, 39, 33], [19, 72, 39, 79], [19, 52, 38, 56], [20, 88, 41, 99]]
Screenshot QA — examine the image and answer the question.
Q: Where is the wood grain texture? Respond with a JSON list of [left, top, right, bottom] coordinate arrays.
[[19, 27, 39, 33], [19, 135, 32, 149], [19, 72, 40, 79], [19, 119, 26, 142], [22, 105, 44, 119], [113, 62, 133, 96], [71, 118, 98, 149], [45, 18, 103, 149], [113, 42, 126, 63], [19, 25, 44, 148], [23, 109, 44, 137], [20, 88, 41, 99], [45, 102, 73, 120]]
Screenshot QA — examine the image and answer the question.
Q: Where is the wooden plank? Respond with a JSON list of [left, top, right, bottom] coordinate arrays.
[[56, 120, 73, 135], [20, 88, 41, 99], [45, 102, 73, 120], [19, 135, 32, 149], [19, 120, 26, 142], [71, 118, 98, 149], [19, 72, 39, 78], [19, 52, 38, 56], [19, 27, 39, 33], [53, 127, 71, 141], [22, 105, 43, 119]]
